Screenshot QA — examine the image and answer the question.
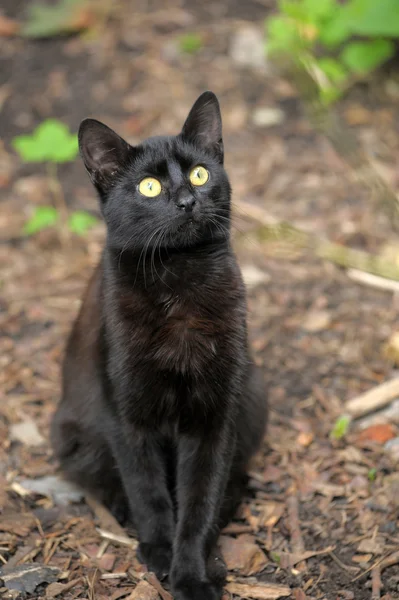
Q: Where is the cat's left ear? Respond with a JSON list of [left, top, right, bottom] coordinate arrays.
[[181, 91, 223, 163], [78, 119, 133, 194]]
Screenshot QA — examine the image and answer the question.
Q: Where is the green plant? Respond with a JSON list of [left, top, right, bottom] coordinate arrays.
[[367, 467, 377, 482], [12, 119, 97, 237], [179, 33, 203, 55], [330, 415, 351, 440], [266, 0, 399, 103]]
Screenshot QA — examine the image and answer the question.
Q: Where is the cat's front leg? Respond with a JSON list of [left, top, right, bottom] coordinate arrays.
[[107, 425, 175, 580], [170, 419, 235, 600]]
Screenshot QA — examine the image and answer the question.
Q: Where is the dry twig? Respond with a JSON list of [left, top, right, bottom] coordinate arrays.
[[345, 378, 399, 419], [286, 495, 306, 572], [371, 565, 382, 600]]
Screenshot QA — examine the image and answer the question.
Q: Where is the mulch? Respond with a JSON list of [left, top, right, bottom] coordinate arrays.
[[1, 1, 398, 599]]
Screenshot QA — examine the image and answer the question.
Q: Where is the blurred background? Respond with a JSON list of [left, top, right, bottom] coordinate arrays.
[[1, 1, 399, 599]]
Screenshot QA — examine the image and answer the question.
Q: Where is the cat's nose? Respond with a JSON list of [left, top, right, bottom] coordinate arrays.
[[176, 196, 196, 212]]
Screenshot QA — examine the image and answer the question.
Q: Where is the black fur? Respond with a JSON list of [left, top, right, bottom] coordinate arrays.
[[51, 91, 268, 600]]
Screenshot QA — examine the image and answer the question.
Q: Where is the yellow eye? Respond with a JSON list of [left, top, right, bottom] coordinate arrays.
[[189, 165, 209, 187], [139, 177, 162, 197]]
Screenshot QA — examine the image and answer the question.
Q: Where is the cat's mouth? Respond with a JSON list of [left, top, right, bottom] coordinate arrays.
[[175, 215, 196, 232]]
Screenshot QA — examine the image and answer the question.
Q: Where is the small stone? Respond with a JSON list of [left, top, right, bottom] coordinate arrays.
[[18, 476, 84, 505], [241, 265, 271, 289], [384, 436, 399, 461], [0, 564, 60, 594], [162, 40, 180, 63], [230, 25, 267, 70], [302, 309, 331, 332], [252, 107, 285, 128], [9, 420, 45, 447]]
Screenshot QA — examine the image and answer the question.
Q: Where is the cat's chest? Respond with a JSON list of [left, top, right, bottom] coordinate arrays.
[[148, 295, 220, 374]]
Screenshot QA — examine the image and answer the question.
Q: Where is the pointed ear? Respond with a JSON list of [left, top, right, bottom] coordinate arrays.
[[78, 119, 132, 193], [181, 91, 223, 163]]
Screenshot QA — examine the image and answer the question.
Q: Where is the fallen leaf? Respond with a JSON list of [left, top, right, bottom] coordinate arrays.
[[311, 481, 346, 497], [127, 580, 159, 599], [220, 535, 268, 575], [225, 581, 291, 599], [352, 553, 372, 564], [45, 578, 81, 598], [9, 420, 45, 446], [21, 0, 95, 38], [293, 590, 308, 600], [257, 502, 285, 529], [272, 546, 335, 569], [0, 564, 60, 593], [357, 537, 384, 555], [0, 15, 20, 36], [357, 424, 396, 444], [0, 512, 36, 537], [97, 553, 116, 571]]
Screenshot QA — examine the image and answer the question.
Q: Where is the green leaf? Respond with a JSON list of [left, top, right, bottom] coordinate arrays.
[[266, 15, 302, 54], [341, 39, 395, 74], [179, 33, 203, 55], [330, 415, 351, 440], [318, 13, 352, 47], [350, 0, 399, 37], [21, 0, 91, 39], [317, 57, 348, 85], [12, 119, 79, 163], [23, 206, 59, 235], [319, 86, 343, 105], [368, 468, 377, 482], [279, 1, 308, 22], [302, 0, 335, 22], [270, 552, 281, 565], [68, 210, 97, 235]]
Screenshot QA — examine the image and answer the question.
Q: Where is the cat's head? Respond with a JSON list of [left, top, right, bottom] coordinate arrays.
[[78, 91, 231, 251]]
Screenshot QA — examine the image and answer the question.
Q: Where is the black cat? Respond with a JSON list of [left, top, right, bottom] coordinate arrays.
[[51, 92, 268, 600]]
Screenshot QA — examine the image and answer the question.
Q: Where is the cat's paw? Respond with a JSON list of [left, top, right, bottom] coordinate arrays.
[[172, 579, 221, 600], [137, 542, 172, 580], [207, 546, 227, 587]]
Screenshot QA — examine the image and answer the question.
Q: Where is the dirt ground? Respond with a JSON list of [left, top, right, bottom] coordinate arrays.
[[1, 1, 399, 599]]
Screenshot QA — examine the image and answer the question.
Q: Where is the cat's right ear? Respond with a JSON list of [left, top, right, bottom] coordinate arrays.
[[78, 119, 132, 194]]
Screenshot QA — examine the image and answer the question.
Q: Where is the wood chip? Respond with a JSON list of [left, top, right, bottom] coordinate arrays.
[[0, 513, 36, 537], [127, 580, 159, 599], [225, 581, 291, 599], [96, 528, 138, 550], [45, 578, 81, 598]]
